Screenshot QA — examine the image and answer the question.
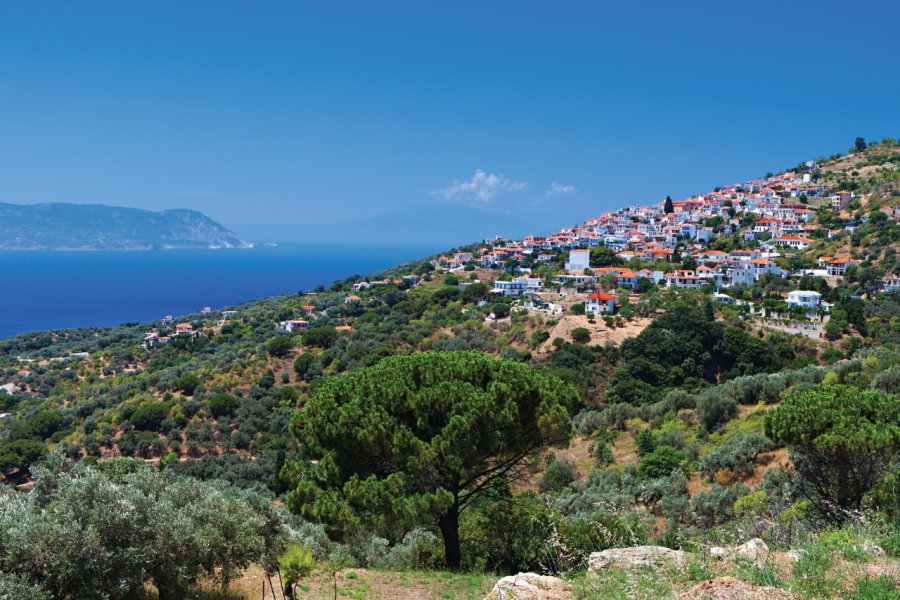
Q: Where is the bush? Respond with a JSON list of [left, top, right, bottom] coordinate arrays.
[[0, 573, 49, 600], [690, 483, 749, 528], [636, 446, 685, 480], [594, 440, 615, 467], [0, 457, 290, 599], [540, 458, 576, 493], [635, 429, 656, 457], [377, 529, 443, 570], [572, 409, 604, 435], [171, 373, 200, 396], [130, 402, 169, 431], [266, 336, 295, 358], [0, 439, 46, 473], [571, 327, 591, 344], [279, 544, 315, 594], [206, 393, 239, 418], [698, 433, 775, 479], [293, 353, 322, 382], [602, 403, 638, 430], [872, 365, 900, 395], [302, 327, 338, 349], [695, 392, 738, 432]]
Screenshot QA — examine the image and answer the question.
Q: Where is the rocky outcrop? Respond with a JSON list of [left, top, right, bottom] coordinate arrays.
[[484, 573, 572, 600], [588, 546, 690, 572], [678, 576, 794, 599]]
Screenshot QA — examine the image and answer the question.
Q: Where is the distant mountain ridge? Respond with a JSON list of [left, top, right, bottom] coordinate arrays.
[[0, 202, 251, 250]]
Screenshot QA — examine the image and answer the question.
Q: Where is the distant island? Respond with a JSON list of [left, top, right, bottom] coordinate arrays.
[[0, 202, 251, 250]]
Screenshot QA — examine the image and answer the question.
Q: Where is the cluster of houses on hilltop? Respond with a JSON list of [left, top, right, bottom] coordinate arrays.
[[423, 165, 898, 309]]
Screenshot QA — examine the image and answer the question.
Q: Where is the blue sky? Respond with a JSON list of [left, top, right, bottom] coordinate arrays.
[[1, 1, 897, 236]]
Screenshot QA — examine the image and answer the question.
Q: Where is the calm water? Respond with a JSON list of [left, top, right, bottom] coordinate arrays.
[[0, 243, 440, 339]]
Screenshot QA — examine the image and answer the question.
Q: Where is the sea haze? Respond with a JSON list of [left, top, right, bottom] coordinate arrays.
[[0, 243, 442, 338]]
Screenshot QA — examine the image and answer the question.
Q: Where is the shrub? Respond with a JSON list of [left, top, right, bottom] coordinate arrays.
[[540, 458, 576, 493], [594, 441, 615, 467], [0, 439, 46, 473], [378, 529, 443, 570], [690, 483, 749, 528], [695, 392, 738, 432], [872, 365, 900, 395], [293, 353, 322, 382], [279, 544, 315, 596], [302, 327, 338, 349], [572, 409, 604, 436], [571, 327, 591, 344], [636, 446, 685, 480], [0, 457, 290, 599], [635, 429, 656, 457], [130, 402, 169, 431], [698, 433, 775, 479], [206, 393, 239, 418], [602, 403, 638, 430], [182, 399, 203, 418], [0, 573, 49, 600], [266, 336, 295, 358], [171, 373, 200, 396]]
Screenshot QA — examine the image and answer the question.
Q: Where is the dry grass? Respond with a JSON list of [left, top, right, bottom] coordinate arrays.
[[206, 565, 494, 600], [537, 316, 651, 354]]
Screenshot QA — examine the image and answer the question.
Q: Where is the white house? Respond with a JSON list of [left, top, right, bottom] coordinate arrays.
[[564, 249, 590, 272], [491, 280, 526, 297], [279, 320, 309, 333], [769, 235, 814, 250], [585, 291, 618, 314], [713, 292, 736, 305], [786, 290, 822, 309], [512, 275, 544, 292]]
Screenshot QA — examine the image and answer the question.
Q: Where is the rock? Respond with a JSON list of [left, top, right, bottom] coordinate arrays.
[[785, 549, 802, 562], [734, 538, 769, 564], [861, 541, 885, 556], [484, 572, 572, 600], [709, 546, 729, 559], [679, 576, 794, 599], [589, 546, 690, 572]]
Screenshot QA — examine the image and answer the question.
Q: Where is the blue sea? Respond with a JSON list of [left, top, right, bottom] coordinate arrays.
[[0, 243, 441, 339]]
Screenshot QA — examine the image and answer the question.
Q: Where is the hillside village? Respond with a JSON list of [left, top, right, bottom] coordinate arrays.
[[427, 140, 899, 325]]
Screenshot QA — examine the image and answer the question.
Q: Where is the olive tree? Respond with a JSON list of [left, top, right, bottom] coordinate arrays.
[[284, 351, 577, 570], [0, 455, 289, 600]]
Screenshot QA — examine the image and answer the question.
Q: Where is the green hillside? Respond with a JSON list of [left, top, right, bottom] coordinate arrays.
[[1, 140, 898, 599]]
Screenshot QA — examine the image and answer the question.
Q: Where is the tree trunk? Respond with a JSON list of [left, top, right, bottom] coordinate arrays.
[[438, 500, 461, 571]]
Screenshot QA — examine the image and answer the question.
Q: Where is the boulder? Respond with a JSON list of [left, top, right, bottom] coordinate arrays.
[[709, 546, 729, 560], [861, 541, 885, 556], [734, 538, 769, 565], [588, 546, 690, 572], [484, 572, 572, 600]]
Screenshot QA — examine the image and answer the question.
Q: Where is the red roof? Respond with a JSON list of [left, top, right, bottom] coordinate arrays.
[[587, 292, 617, 301]]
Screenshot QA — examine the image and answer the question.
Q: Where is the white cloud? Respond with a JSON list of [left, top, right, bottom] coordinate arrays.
[[546, 182, 577, 196], [430, 169, 527, 204]]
